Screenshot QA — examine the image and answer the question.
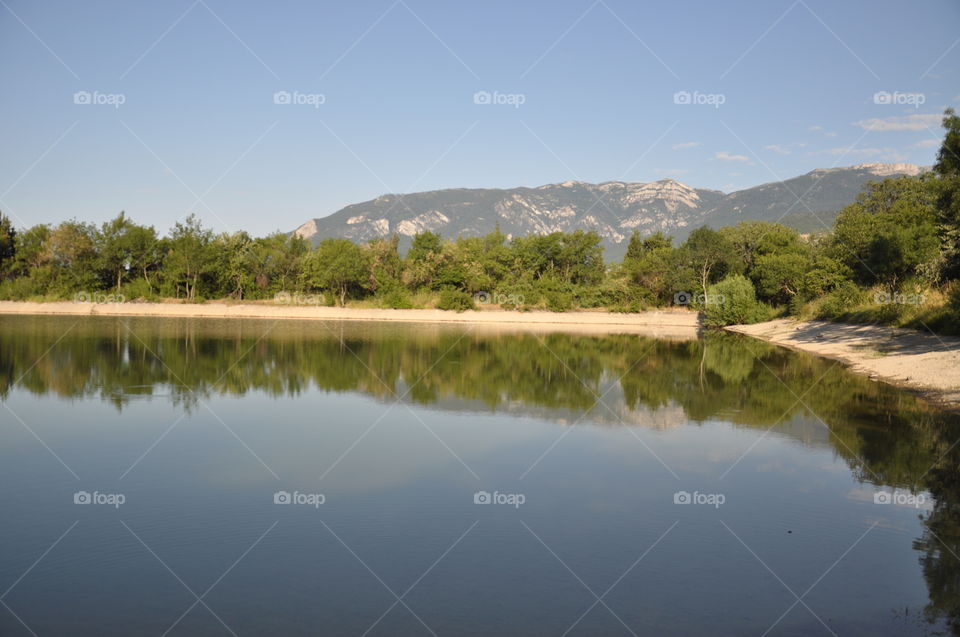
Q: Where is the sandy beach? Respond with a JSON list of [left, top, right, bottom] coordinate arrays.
[[0, 301, 701, 338], [726, 319, 960, 411]]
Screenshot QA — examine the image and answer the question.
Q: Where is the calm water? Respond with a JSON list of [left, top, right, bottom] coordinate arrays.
[[1, 315, 958, 636]]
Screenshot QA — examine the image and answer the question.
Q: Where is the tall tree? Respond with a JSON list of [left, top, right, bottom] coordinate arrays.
[[0, 213, 15, 277], [165, 214, 214, 300], [681, 226, 740, 296], [933, 108, 960, 278], [832, 176, 939, 288], [303, 239, 368, 306]]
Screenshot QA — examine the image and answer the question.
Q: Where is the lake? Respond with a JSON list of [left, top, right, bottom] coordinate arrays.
[[1, 315, 958, 636]]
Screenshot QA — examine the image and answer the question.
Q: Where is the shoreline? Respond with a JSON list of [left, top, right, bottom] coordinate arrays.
[[726, 319, 960, 412], [0, 301, 701, 338], [3, 302, 957, 409]]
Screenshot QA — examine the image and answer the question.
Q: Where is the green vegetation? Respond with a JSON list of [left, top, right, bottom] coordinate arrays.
[[1, 109, 958, 332]]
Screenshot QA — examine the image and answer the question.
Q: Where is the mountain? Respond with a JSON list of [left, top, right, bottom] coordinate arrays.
[[293, 162, 926, 260]]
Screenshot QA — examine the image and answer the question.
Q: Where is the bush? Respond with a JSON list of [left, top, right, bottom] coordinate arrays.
[[815, 280, 865, 320], [544, 290, 573, 312], [379, 287, 413, 309], [118, 279, 160, 302], [703, 274, 771, 327], [0, 277, 46, 301], [437, 289, 475, 312]]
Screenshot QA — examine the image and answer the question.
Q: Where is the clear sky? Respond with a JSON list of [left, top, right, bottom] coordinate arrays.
[[2, 0, 958, 236]]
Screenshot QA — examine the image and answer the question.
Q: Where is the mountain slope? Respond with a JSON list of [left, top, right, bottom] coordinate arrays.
[[294, 163, 925, 259]]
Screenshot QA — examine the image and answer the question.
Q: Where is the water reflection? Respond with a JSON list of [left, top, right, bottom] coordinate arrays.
[[1, 314, 959, 632]]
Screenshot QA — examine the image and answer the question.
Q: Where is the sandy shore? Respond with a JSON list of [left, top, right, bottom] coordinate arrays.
[[0, 301, 701, 338], [727, 319, 960, 410]]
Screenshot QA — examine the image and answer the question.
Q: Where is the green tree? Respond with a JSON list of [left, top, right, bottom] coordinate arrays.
[[0, 213, 15, 277], [832, 176, 939, 289], [303, 238, 368, 306], [44, 220, 99, 291], [703, 274, 769, 327], [165, 214, 215, 300], [933, 108, 960, 278], [681, 226, 740, 296], [404, 231, 447, 290], [13, 224, 50, 276], [621, 232, 682, 304]]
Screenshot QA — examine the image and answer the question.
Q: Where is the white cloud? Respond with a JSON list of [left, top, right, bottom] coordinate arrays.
[[715, 151, 750, 162], [672, 141, 701, 150], [912, 138, 940, 149], [824, 131, 838, 138], [808, 125, 823, 131], [763, 144, 792, 155], [854, 114, 942, 131]]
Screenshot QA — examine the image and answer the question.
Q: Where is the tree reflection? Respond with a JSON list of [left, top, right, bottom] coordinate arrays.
[[1, 315, 959, 632]]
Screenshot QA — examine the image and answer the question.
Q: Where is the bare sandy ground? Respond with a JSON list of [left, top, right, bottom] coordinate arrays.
[[727, 319, 960, 410], [0, 301, 701, 339]]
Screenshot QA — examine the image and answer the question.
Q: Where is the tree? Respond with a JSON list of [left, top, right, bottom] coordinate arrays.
[[214, 232, 254, 299], [97, 211, 134, 292], [126, 224, 162, 291], [44, 220, 99, 290], [165, 214, 215, 300], [933, 108, 960, 278], [703, 274, 769, 327], [681, 227, 740, 296], [404, 232, 447, 290], [621, 232, 681, 304], [752, 252, 810, 304], [720, 221, 805, 273], [303, 239, 368, 306], [13, 224, 50, 276], [0, 213, 15, 277], [832, 176, 939, 289]]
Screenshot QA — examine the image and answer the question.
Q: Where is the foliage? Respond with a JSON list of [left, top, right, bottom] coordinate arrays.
[[302, 238, 368, 306], [437, 288, 475, 312], [1, 109, 958, 332], [702, 274, 771, 326]]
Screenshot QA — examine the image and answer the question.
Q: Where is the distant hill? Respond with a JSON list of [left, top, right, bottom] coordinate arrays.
[[294, 162, 926, 260]]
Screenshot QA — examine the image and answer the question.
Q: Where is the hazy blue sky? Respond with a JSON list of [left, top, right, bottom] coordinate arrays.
[[2, 0, 958, 236]]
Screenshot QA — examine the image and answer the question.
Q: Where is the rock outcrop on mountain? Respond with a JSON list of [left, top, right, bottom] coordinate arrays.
[[294, 163, 926, 259]]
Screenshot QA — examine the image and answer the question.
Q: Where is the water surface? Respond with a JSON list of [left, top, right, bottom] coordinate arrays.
[[1, 315, 958, 636]]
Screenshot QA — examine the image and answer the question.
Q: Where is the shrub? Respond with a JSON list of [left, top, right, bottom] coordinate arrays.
[[437, 289, 475, 312], [815, 280, 865, 320], [703, 274, 771, 327], [544, 290, 573, 312], [379, 287, 413, 309], [119, 279, 159, 302]]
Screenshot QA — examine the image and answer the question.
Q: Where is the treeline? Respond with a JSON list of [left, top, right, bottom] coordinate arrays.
[[1, 109, 958, 329]]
